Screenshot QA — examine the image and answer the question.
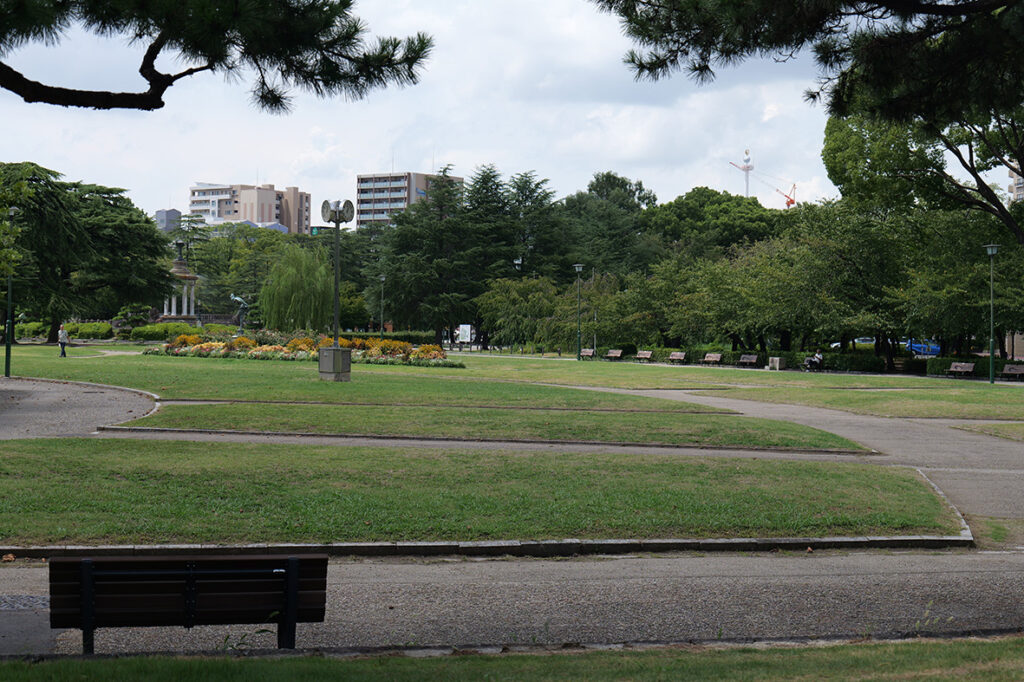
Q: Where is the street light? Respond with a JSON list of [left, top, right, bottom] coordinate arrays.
[[5, 206, 19, 379], [574, 263, 583, 360], [984, 244, 999, 384], [379, 274, 386, 339]]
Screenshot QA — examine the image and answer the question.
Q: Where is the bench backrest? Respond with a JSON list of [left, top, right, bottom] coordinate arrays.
[[738, 354, 758, 363], [50, 555, 328, 630], [1003, 364, 1024, 374], [605, 349, 623, 358], [636, 350, 653, 359], [668, 352, 686, 361], [949, 362, 975, 372], [580, 348, 595, 357], [703, 353, 722, 362]]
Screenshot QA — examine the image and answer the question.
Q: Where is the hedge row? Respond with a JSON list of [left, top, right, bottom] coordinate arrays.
[[925, 356, 1019, 377], [580, 347, 889, 373], [15, 321, 114, 339]]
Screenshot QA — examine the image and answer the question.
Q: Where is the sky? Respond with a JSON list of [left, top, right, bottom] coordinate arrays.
[[0, 0, 839, 219]]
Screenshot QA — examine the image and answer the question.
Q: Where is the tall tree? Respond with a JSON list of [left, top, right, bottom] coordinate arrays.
[[823, 112, 1024, 244], [591, 1, 1024, 123], [640, 187, 779, 260], [0, 1, 432, 112], [259, 244, 333, 332]]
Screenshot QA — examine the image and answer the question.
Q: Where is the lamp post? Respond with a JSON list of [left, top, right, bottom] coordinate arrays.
[[984, 244, 999, 384], [574, 263, 583, 360], [379, 274, 386, 339], [318, 199, 354, 381], [5, 206, 18, 379]]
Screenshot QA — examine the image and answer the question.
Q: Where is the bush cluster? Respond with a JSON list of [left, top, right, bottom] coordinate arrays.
[[925, 356, 1012, 377]]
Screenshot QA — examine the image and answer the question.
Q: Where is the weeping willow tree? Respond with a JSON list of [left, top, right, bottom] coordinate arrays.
[[259, 244, 332, 332]]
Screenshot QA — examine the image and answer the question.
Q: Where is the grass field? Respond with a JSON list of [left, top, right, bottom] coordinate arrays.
[[132, 403, 862, 450], [3, 637, 1024, 680], [956, 422, 1024, 441], [0, 438, 956, 544], [12, 344, 1020, 421]]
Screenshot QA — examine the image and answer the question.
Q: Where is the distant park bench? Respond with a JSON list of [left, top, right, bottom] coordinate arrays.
[[667, 351, 686, 364], [635, 350, 653, 362], [580, 348, 595, 359], [946, 362, 975, 378], [1000, 364, 1024, 381], [50, 554, 328, 654], [700, 352, 723, 365], [737, 354, 760, 368], [604, 349, 623, 361]]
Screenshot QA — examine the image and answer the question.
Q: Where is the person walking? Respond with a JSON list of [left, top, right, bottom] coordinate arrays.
[[58, 324, 69, 358]]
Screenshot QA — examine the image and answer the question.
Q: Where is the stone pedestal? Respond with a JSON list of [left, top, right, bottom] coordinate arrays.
[[768, 357, 786, 371], [319, 347, 352, 382]]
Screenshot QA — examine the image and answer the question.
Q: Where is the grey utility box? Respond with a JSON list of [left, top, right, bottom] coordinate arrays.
[[319, 347, 352, 382], [768, 356, 786, 371]]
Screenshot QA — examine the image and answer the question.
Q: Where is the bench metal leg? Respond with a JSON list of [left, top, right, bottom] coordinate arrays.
[[278, 557, 299, 649], [80, 559, 95, 655]]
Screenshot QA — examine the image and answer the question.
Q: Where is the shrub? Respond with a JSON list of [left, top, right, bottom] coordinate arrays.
[[225, 336, 256, 351], [249, 328, 290, 347], [189, 342, 227, 357], [285, 337, 317, 353], [411, 344, 447, 360], [73, 322, 114, 339], [131, 323, 198, 341], [14, 321, 47, 338], [203, 323, 237, 335], [170, 334, 202, 348]]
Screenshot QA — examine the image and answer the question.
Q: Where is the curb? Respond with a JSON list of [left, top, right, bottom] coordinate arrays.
[[94, 425, 871, 456], [1, 532, 973, 560]]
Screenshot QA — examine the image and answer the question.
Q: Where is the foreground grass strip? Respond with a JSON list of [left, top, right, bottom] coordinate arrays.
[[0, 439, 955, 544], [11, 348, 716, 412], [691, 384, 1024, 420], [130, 403, 862, 450], [5, 637, 1024, 680]]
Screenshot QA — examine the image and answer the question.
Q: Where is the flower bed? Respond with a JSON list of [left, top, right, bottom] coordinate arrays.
[[142, 337, 464, 368]]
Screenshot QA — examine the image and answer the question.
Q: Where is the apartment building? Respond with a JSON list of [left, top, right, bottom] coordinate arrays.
[[188, 183, 312, 234], [355, 171, 463, 228], [1009, 169, 1024, 203]]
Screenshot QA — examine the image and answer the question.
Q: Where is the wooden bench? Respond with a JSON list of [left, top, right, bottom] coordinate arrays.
[[1000, 364, 1024, 380], [946, 362, 975, 378], [604, 349, 623, 361], [580, 348, 595, 359], [737, 354, 759, 367], [50, 554, 328, 654], [699, 352, 723, 365], [667, 351, 686, 364], [635, 350, 653, 362]]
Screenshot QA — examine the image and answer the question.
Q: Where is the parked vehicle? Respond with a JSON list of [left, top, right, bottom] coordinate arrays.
[[905, 338, 940, 356]]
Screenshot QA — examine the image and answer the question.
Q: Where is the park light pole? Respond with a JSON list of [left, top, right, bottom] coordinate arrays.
[[985, 243, 999, 384], [318, 199, 354, 381], [379, 274, 386, 339], [574, 263, 583, 360], [5, 206, 19, 379]]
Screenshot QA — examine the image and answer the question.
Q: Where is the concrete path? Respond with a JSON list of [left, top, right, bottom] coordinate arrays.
[[5, 551, 1024, 655], [0, 377, 154, 440]]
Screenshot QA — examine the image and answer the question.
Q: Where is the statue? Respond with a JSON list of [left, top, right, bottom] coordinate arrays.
[[229, 294, 249, 335]]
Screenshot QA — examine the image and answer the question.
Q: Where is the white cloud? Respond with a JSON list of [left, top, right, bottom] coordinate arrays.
[[0, 0, 842, 216]]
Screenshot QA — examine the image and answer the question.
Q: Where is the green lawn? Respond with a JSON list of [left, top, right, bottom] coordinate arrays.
[[132, 403, 862, 450], [10, 347, 715, 412], [956, 422, 1024, 441], [0, 439, 956, 544], [692, 385, 1024, 420], [3, 637, 1024, 680]]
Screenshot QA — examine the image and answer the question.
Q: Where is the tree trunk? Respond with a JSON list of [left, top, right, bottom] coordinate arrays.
[[47, 317, 60, 344], [998, 329, 1007, 359], [779, 329, 792, 352]]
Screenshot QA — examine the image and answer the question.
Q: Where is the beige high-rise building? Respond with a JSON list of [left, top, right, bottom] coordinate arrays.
[[355, 172, 463, 228], [189, 182, 312, 234], [1009, 169, 1024, 203]]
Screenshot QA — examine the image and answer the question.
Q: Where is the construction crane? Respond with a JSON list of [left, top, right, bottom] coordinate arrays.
[[730, 150, 797, 208]]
